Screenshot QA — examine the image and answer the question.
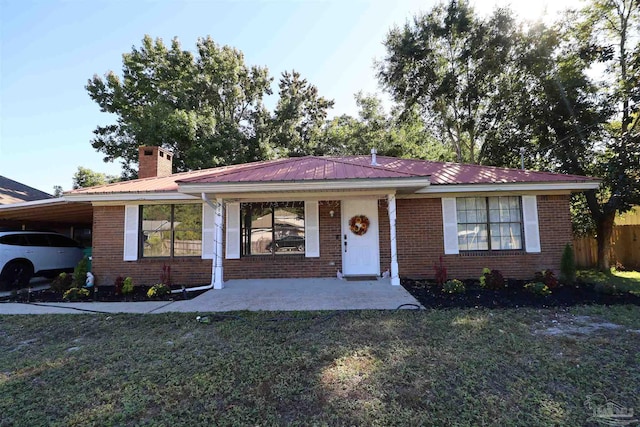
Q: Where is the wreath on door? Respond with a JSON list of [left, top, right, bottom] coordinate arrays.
[[349, 215, 370, 236]]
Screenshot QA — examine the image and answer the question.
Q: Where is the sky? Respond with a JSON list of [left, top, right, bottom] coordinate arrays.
[[0, 0, 584, 194]]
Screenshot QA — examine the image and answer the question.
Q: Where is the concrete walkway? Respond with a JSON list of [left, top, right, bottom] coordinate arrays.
[[0, 278, 422, 314]]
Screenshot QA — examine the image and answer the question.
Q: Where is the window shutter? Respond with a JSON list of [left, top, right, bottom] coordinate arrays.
[[123, 205, 139, 261], [305, 201, 320, 257], [201, 202, 215, 259], [225, 202, 240, 259], [441, 198, 459, 255], [522, 195, 541, 253]]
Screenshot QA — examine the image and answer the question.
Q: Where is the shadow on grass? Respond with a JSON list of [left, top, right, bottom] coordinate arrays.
[[1, 308, 639, 426]]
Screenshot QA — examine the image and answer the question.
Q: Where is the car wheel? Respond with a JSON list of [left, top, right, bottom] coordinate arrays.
[[0, 260, 34, 289], [297, 244, 305, 252]]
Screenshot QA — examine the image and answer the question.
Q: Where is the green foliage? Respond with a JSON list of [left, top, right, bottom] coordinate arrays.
[[72, 166, 119, 189], [62, 287, 90, 301], [122, 277, 134, 295], [50, 272, 73, 293], [560, 244, 577, 284], [86, 35, 273, 176], [271, 70, 334, 157], [533, 270, 559, 289], [479, 267, 491, 287], [72, 257, 90, 288], [147, 283, 170, 299], [378, 1, 519, 163], [524, 282, 552, 296], [480, 268, 505, 290], [443, 279, 466, 294]]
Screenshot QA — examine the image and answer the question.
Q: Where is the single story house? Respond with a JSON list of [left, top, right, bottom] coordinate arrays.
[[63, 146, 600, 289]]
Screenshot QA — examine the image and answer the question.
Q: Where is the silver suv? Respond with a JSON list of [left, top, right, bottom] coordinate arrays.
[[0, 231, 84, 289]]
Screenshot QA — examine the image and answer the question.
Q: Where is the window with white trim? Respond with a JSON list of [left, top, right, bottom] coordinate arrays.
[[140, 204, 202, 257], [456, 196, 523, 251], [240, 202, 305, 256]]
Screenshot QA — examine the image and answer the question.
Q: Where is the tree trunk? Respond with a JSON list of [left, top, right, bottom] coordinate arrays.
[[595, 211, 616, 271]]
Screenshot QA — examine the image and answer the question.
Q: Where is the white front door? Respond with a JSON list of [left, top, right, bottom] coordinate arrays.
[[341, 199, 380, 276]]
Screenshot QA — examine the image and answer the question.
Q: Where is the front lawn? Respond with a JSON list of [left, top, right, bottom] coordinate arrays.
[[578, 269, 640, 295], [1, 307, 639, 426]]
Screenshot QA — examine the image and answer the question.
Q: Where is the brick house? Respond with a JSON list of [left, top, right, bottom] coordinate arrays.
[[64, 147, 600, 289]]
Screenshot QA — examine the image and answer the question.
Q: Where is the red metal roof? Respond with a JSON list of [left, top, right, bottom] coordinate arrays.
[[66, 155, 599, 195]]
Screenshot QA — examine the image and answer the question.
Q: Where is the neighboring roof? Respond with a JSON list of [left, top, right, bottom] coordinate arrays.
[[64, 155, 600, 197], [0, 175, 52, 204]]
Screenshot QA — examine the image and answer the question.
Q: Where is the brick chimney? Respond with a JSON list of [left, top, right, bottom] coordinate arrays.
[[138, 146, 173, 179]]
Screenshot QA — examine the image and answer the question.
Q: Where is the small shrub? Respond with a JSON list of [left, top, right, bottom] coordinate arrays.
[[147, 283, 170, 299], [122, 277, 134, 295], [560, 244, 576, 284], [433, 256, 447, 286], [524, 282, 551, 296], [50, 272, 73, 293], [479, 267, 491, 287], [480, 268, 505, 290], [72, 257, 90, 288], [63, 287, 90, 301], [593, 282, 619, 295], [534, 270, 559, 289], [443, 279, 465, 294]]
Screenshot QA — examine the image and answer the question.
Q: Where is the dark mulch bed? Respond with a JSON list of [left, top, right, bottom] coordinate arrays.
[[1, 285, 209, 303], [402, 278, 640, 309]]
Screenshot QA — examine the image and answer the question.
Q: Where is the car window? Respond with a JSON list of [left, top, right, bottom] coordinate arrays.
[[24, 234, 51, 247], [47, 234, 81, 248], [0, 234, 28, 246]]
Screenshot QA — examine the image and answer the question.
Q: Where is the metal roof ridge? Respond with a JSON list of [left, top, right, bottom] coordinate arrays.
[[313, 155, 424, 177], [370, 156, 600, 181], [176, 157, 302, 183]]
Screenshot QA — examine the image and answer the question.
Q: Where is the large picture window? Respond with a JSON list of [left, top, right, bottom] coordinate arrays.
[[456, 197, 523, 251], [240, 202, 305, 256], [141, 204, 202, 257]]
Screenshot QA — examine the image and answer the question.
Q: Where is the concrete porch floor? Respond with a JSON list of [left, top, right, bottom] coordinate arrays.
[[164, 277, 423, 312]]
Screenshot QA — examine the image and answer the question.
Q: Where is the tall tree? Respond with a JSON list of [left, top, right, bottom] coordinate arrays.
[[377, 1, 518, 163], [86, 35, 273, 176], [271, 70, 334, 157], [72, 167, 119, 189], [480, 0, 639, 270], [319, 92, 454, 160], [574, 0, 640, 270]]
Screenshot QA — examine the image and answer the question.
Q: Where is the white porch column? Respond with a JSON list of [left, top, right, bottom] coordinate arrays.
[[213, 198, 224, 289], [387, 193, 400, 286]]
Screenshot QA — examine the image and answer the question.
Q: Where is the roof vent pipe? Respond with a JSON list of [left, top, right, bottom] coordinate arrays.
[[371, 148, 379, 166]]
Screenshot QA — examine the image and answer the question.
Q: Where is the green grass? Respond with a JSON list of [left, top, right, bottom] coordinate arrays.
[[1, 307, 639, 426], [577, 268, 640, 294]]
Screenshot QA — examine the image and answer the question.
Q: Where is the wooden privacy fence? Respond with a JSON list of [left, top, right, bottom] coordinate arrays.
[[573, 225, 640, 270]]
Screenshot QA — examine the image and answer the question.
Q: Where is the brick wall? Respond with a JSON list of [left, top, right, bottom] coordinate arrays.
[[91, 195, 572, 285], [92, 206, 212, 286], [224, 201, 344, 279], [138, 146, 173, 179], [395, 195, 572, 280]]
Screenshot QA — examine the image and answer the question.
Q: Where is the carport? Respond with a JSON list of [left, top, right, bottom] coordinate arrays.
[[0, 198, 94, 246]]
